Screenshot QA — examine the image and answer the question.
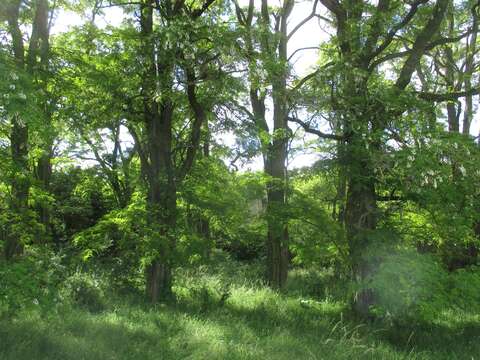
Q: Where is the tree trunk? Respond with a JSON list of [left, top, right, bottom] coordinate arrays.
[[265, 159, 289, 288], [139, 0, 177, 302], [4, 1, 27, 259], [334, 140, 347, 225], [144, 99, 177, 302], [344, 131, 378, 316], [36, 148, 52, 229], [5, 115, 29, 259], [463, 4, 478, 135]]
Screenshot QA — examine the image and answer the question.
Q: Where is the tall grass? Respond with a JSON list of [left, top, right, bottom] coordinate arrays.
[[1, 252, 478, 359]]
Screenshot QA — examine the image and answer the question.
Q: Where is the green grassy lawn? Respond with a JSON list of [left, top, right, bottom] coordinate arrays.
[[1, 259, 479, 360]]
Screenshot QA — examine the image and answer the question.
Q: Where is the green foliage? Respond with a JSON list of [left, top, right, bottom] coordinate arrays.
[[448, 266, 480, 312], [1, 2, 480, 358], [0, 51, 41, 128], [62, 271, 106, 313], [1, 257, 480, 360], [49, 167, 115, 242], [0, 247, 65, 317], [0, 208, 46, 249], [180, 164, 267, 262], [288, 169, 346, 268], [368, 249, 449, 322], [285, 267, 349, 302], [73, 192, 146, 289]]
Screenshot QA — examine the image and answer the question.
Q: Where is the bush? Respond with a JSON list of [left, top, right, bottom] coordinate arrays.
[[0, 246, 65, 317], [368, 249, 449, 322], [72, 193, 147, 290], [286, 267, 348, 301], [62, 271, 106, 313], [174, 264, 231, 312], [448, 266, 480, 312]]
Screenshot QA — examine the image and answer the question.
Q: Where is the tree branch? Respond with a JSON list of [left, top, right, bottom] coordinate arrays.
[[369, 0, 428, 62], [288, 117, 344, 140], [395, 0, 450, 90], [178, 67, 207, 181], [287, 0, 319, 40], [417, 87, 480, 102], [287, 46, 319, 62]]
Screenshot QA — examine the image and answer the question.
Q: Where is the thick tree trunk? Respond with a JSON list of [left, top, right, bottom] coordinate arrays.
[[265, 161, 289, 288], [251, 87, 289, 288], [236, 0, 291, 289], [445, 43, 460, 133], [31, 0, 51, 237], [144, 173, 176, 303], [464, 5, 478, 135], [334, 140, 347, 224], [4, 1, 27, 259], [144, 102, 176, 302], [146, 259, 172, 303], [265, 80, 290, 287], [138, 0, 210, 302], [344, 131, 378, 316], [139, 0, 177, 302], [200, 135, 212, 258], [263, 1, 292, 289]]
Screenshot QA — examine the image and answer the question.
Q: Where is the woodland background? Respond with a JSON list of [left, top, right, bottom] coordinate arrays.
[[1, 0, 480, 358]]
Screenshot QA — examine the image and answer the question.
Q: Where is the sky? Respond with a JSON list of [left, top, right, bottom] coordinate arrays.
[[50, 0, 479, 171]]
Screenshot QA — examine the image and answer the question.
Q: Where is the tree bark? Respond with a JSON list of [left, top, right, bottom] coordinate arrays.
[[463, 5, 478, 135], [139, 0, 176, 302], [4, 0, 27, 259]]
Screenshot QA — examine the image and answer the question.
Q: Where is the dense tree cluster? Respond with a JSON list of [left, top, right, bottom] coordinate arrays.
[[1, 0, 479, 317]]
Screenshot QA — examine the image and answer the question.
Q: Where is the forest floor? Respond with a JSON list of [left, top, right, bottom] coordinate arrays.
[[1, 254, 479, 360]]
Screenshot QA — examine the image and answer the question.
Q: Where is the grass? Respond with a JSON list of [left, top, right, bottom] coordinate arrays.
[[1, 254, 479, 359]]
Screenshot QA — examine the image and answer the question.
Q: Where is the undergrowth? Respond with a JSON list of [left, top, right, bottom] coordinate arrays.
[[0, 251, 479, 359]]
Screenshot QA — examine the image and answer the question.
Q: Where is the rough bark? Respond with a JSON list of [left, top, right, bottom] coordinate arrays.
[[31, 0, 52, 233], [4, 0, 27, 259]]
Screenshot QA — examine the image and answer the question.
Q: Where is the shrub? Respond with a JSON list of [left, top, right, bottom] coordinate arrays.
[[72, 193, 147, 290], [0, 246, 65, 317], [368, 248, 449, 322], [448, 266, 480, 312], [62, 271, 106, 313]]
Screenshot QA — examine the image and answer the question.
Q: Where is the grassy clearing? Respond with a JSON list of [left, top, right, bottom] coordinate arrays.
[[1, 256, 479, 359]]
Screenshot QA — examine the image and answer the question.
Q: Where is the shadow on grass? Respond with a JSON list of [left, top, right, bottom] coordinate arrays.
[[376, 313, 480, 358], [0, 313, 183, 360], [3, 298, 478, 359], [172, 286, 480, 360]]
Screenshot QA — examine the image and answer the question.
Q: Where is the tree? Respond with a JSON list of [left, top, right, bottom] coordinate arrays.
[[1, 0, 51, 258], [233, 0, 320, 288], [290, 0, 480, 314]]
